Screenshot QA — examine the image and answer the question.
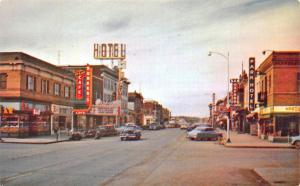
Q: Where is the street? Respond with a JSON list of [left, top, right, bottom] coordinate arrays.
[[1, 129, 298, 186]]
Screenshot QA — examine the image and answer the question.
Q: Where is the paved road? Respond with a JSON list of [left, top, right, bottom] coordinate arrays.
[[0, 129, 298, 186]]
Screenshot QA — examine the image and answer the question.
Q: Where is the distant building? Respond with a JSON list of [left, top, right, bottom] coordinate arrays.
[[127, 91, 144, 125], [0, 52, 74, 137]]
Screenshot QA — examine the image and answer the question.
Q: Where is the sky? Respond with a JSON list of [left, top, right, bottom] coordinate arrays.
[[1, 0, 300, 117]]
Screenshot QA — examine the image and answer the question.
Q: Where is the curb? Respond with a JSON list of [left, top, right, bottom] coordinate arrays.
[[223, 144, 294, 149], [0, 139, 70, 145], [251, 169, 272, 186]]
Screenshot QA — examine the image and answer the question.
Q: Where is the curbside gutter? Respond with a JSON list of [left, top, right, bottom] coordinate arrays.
[[0, 139, 70, 145], [223, 143, 294, 149]]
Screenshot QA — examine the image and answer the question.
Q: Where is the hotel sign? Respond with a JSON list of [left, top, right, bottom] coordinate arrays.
[[249, 57, 255, 111], [94, 43, 126, 60]]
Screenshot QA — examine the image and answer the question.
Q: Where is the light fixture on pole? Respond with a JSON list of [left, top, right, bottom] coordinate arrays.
[[208, 51, 231, 143]]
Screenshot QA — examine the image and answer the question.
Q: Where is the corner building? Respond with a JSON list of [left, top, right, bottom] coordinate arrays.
[[0, 52, 74, 137], [256, 51, 300, 141]]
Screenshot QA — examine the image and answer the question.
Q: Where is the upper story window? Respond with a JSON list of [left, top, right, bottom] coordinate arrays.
[[54, 83, 61, 96], [64, 86, 70, 98], [0, 73, 7, 89], [27, 75, 36, 91], [297, 73, 300, 92], [41, 79, 49, 94]]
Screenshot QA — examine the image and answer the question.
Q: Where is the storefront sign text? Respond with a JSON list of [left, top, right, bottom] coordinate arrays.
[[94, 43, 126, 60], [249, 57, 255, 111]]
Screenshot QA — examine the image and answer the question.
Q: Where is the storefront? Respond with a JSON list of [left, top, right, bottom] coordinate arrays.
[[258, 106, 300, 141], [0, 101, 51, 137], [51, 104, 73, 134]]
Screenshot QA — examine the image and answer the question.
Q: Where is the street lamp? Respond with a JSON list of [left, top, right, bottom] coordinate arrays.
[[208, 51, 231, 143]]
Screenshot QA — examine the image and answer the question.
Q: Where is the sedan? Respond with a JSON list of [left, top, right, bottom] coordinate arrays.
[[187, 127, 219, 141], [291, 135, 300, 149], [120, 126, 142, 141]]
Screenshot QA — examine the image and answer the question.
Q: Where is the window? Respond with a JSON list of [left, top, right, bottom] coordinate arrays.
[[297, 73, 300, 92], [0, 73, 7, 89], [268, 75, 271, 94], [41, 80, 49, 94], [54, 83, 60, 96], [27, 75, 35, 91], [64, 86, 70, 98]]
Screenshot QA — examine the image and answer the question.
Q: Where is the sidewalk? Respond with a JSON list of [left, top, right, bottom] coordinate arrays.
[[0, 133, 70, 144], [222, 131, 294, 148]]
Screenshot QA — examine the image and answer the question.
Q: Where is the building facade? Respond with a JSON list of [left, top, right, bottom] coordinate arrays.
[[256, 51, 300, 141], [128, 91, 144, 126], [0, 52, 74, 137]]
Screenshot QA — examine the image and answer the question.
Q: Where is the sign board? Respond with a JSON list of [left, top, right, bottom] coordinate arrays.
[[260, 106, 300, 115], [74, 70, 86, 100], [86, 65, 93, 106], [94, 43, 126, 60], [230, 79, 239, 108], [248, 57, 256, 111]]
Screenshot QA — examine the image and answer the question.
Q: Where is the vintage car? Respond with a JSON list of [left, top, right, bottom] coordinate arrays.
[[291, 135, 300, 149], [69, 131, 83, 140], [187, 127, 220, 141], [149, 123, 160, 130], [97, 124, 118, 137], [120, 126, 142, 141]]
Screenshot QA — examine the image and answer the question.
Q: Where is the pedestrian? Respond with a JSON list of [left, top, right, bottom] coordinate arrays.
[[54, 127, 58, 141]]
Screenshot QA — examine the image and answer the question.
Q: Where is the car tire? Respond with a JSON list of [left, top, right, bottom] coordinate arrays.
[[121, 137, 124, 141], [295, 141, 300, 149]]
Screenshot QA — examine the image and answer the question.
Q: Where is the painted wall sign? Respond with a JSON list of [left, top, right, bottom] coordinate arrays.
[[94, 43, 126, 60], [249, 57, 256, 111]]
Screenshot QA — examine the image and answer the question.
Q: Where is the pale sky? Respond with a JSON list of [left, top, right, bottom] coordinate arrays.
[[1, 0, 300, 117]]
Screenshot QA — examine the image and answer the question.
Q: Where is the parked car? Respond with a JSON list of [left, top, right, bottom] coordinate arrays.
[[180, 124, 188, 130], [187, 127, 219, 141], [187, 123, 210, 132], [291, 135, 300, 149], [84, 129, 97, 138], [97, 124, 118, 137], [69, 131, 83, 140], [149, 123, 160, 130], [120, 126, 142, 141]]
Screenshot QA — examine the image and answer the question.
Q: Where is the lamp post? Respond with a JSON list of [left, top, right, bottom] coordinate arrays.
[[208, 51, 231, 143]]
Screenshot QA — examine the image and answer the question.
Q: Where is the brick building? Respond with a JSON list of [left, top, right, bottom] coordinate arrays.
[[256, 51, 300, 140], [61, 65, 123, 129], [128, 91, 144, 125], [0, 52, 74, 137]]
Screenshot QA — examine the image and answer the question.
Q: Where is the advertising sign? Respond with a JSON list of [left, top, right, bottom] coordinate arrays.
[[230, 78, 239, 108], [86, 65, 93, 106], [94, 43, 126, 60], [249, 57, 256, 111], [74, 70, 85, 100]]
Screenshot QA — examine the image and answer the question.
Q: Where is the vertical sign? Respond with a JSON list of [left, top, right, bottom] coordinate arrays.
[[76, 74, 83, 99], [230, 79, 239, 108], [249, 57, 256, 111], [86, 65, 93, 106], [75, 70, 85, 100]]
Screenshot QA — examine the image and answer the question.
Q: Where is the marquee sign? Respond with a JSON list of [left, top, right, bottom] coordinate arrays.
[[249, 57, 256, 111], [94, 43, 126, 60]]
